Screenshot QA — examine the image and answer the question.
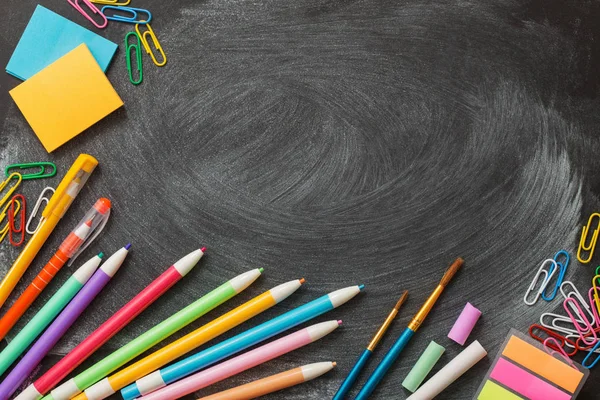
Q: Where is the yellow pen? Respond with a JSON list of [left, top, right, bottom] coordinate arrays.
[[0, 154, 98, 310]]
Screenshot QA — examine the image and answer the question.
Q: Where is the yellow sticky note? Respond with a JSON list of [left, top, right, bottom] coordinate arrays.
[[9, 43, 123, 153]]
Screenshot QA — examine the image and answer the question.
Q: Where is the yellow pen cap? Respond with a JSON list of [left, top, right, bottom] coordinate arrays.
[[42, 154, 98, 219]]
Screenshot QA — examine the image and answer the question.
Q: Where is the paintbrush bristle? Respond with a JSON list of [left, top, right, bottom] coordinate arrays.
[[394, 290, 409, 310], [439, 257, 463, 287]]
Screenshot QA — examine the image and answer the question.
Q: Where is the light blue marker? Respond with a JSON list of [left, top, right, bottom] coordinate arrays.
[[121, 285, 364, 399]]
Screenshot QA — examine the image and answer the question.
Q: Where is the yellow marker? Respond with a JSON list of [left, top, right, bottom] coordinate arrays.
[[74, 279, 304, 400], [0, 154, 97, 310]]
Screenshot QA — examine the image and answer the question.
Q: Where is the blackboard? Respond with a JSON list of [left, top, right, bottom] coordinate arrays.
[[1, 0, 600, 398]]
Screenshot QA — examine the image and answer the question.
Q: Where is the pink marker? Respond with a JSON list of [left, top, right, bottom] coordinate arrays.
[[139, 320, 341, 400]]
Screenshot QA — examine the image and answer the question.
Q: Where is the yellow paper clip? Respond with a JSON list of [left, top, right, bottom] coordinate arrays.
[[0, 199, 21, 245], [90, 0, 131, 5], [136, 23, 167, 67], [0, 173, 22, 210], [578, 213, 600, 263], [593, 275, 600, 316]]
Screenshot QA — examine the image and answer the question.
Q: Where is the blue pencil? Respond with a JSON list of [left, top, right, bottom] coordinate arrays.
[[121, 285, 365, 399], [355, 258, 463, 399], [333, 291, 407, 400]]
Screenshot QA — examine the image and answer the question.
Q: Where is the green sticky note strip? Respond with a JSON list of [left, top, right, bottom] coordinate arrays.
[[478, 381, 523, 400]]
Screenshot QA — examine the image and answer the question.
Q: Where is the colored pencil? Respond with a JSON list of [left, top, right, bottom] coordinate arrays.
[[46, 268, 264, 400], [0, 154, 98, 310], [18, 249, 206, 400], [121, 284, 364, 399], [140, 320, 341, 400], [355, 258, 463, 399], [333, 291, 408, 399], [78, 279, 304, 400], [197, 362, 336, 400], [0, 254, 103, 376], [0, 245, 129, 400], [0, 198, 110, 340]]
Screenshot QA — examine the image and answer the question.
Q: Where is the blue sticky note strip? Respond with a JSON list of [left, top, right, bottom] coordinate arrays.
[[6, 5, 117, 80]]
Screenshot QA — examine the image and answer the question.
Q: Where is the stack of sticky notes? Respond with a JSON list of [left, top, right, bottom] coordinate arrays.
[[6, 5, 123, 153]]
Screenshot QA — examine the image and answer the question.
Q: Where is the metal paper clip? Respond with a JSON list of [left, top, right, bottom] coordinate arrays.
[[578, 213, 600, 263], [8, 195, 25, 247], [90, 0, 130, 5], [524, 259, 557, 305], [529, 324, 577, 356], [5, 162, 57, 181], [26, 187, 55, 235], [540, 312, 581, 335], [542, 250, 570, 301], [560, 281, 597, 324], [136, 23, 167, 67], [125, 32, 143, 85], [0, 173, 22, 210], [0, 199, 21, 244], [564, 297, 597, 345], [102, 6, 151, 24], [544, 338, 577, 368], [67, 0, 108, 29]]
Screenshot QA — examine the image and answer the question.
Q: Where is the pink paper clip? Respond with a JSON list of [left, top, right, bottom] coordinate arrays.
[[67, 0, 108, 28], [564, 297, 597, 346], [543, 337, 577, 369]]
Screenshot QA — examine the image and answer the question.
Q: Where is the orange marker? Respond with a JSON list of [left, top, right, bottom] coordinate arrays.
[[0, 198, 111, 340], [198, 362, 336, 400]]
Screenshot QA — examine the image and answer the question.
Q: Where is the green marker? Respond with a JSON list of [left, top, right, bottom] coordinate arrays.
[[45, 268, 264, 400], [0, 254, 103, 376]]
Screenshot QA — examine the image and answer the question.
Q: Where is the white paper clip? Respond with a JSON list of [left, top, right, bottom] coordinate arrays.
[[25, 187, 55, 235], [524, 259, 557, 305]]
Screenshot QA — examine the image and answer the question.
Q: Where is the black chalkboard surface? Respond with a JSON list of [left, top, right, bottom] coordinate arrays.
[[1, 0, 600, 398]]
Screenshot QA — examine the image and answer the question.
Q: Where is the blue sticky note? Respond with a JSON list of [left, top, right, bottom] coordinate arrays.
[[6, 5, 117, 80]]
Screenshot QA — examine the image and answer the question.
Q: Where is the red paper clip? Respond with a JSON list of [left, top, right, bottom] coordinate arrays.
[[529, 323, 577, 356], [8, 194, 25, 247], [575, 325, 600, 351]]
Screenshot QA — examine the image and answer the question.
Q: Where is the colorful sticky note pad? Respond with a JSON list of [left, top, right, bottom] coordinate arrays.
[[6, 5, 117, 80], [9, 44, 123, 153], [474, 329, 589, 400]]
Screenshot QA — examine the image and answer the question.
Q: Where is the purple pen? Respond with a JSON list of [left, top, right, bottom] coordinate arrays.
[[0, 245, 130, 400]]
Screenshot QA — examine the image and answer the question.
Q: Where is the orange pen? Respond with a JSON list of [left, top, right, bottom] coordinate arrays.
[[198, 362, 336, 400], [0, 198, 111, 340]]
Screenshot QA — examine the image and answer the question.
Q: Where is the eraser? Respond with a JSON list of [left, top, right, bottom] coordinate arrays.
[[402, 341, 445, 392], [448, 302, 481, 345]]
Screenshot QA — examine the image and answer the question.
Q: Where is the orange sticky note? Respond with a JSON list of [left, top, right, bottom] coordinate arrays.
[[9, 44, 123, 153]]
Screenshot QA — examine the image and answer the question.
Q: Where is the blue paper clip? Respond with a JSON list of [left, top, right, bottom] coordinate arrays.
[[542, 250, 570, 301], [583, 339, 600, 368], [101, 6, 151, 24]]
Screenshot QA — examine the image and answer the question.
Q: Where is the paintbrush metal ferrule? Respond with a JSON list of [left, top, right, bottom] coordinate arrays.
[[367, 291, 408, 351], [407, 258, 463, 332]]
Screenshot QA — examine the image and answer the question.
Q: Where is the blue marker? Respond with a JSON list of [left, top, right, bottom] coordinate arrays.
[[121, 285, 365, 399]]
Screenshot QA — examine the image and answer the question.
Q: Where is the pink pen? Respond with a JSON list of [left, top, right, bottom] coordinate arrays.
[[140, 320, 341, 400]]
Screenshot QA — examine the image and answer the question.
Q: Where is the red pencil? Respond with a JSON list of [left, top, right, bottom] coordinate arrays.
[[25, 248, 206, 398]]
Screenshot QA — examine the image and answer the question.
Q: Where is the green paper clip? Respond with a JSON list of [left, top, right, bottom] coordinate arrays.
[[5, 162, 57, 180], [125, 32, 143, 85]]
